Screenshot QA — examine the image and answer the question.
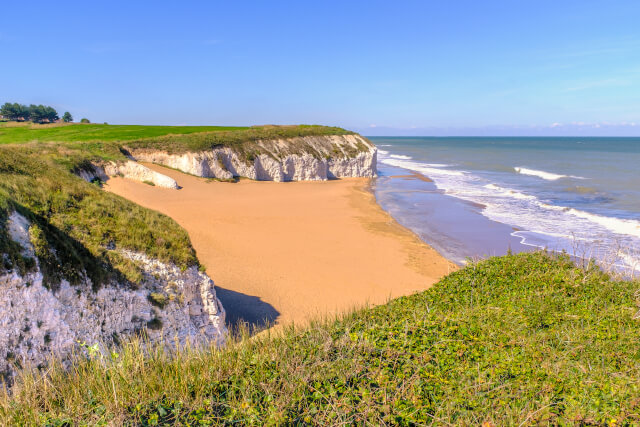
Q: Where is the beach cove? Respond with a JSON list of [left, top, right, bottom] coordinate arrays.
[[105, 164, 455, 329]]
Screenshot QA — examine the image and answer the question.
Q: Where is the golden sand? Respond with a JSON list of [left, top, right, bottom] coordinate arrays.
[[105, 165, 454, 328]]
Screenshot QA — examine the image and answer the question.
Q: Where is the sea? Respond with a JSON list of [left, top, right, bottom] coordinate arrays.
[[371, 137, 640, 274]]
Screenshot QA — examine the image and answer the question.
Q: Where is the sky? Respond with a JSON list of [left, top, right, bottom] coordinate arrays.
[[1, 0, 640, 136]]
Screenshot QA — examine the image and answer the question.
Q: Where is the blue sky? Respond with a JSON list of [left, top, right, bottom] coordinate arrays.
[[2, 0, 639, 136]]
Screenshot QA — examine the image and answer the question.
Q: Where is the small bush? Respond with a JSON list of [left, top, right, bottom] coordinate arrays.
[[146, 317, 163, 330], [147, 292, 168, 308]]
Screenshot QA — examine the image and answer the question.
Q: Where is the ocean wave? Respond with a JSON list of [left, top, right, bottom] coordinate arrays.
[[380, 158, 465, 176], [483, 183, 537, 200], [377, 149, 389, 155], [389, 154, 412, 160], [562, 208, 640, 239], [514, 167, 585, 181]]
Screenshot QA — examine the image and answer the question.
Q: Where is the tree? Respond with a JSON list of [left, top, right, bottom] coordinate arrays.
[[1, 102, 29, 121], [28, 104, 45, 123], [80, 118, 90, 123], [44, 105, 59, 122], [0, 102, 14, 120], [28, 104, 59, 123], [62, 112, 73, 122]]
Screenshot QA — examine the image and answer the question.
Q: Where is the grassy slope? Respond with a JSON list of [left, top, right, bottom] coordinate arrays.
[[2, 252, 638, 425], [0, 144, 197, 288]]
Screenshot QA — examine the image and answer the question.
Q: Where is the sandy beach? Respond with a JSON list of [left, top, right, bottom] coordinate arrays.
[[105, 165, 454, 329]]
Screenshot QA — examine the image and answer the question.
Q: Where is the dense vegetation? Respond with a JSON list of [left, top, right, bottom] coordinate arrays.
[[0, 102, 59, 124], [2, 252, 637, 425], [0, 143, 197, 288]]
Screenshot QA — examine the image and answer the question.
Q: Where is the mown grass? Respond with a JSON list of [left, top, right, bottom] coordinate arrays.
[[2, 252, 638, 425], [0, 144, 197, 288], [0, 122, 248, 145]]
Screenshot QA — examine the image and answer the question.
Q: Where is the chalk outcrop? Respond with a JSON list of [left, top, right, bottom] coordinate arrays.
[[74, 134, 376, 187], [129, 134, 377, 182], [0, 212, 226, 381], [76, 161, 178, 189]]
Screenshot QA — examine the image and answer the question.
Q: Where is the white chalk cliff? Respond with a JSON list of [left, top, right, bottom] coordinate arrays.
[[0, 212, 226, 381], [76, 160, 179, 189], [129, 134, 377, 181], [76, 134, 376, 187]]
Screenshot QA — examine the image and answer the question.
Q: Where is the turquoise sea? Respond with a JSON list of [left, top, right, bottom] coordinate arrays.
[[371, 137, 640, 273]]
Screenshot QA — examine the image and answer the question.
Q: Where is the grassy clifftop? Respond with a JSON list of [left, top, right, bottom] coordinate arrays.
[[0, 122, 354, 153], [3, 252, 638, 425], [122, 125, 357, 156], [0, 144, 197, 288]]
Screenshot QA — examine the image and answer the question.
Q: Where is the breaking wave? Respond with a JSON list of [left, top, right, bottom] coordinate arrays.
[[515, 167, 585, 181]]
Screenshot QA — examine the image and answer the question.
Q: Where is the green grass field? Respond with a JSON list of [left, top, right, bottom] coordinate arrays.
[[0, 122, 248, 144], [2, 252, 638, 425]]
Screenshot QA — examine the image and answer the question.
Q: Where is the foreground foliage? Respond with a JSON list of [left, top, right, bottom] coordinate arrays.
[[2, 252, 638, 425]]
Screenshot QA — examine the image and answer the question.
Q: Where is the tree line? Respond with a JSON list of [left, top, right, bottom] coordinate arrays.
[[0, 102, 74, 124]]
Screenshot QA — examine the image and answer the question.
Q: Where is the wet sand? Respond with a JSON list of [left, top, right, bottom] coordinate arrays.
[[105, 165, 454, 329], [375, 163, 531, 265]]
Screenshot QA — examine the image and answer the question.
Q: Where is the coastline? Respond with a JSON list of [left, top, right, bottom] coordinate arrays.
[[105, 164, 455, 330], [374, 162, 530, 265]]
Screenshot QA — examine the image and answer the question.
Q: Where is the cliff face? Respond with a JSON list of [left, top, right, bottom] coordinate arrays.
[[78, 134, 374, 186], [0, 212, 226, 381], [77, 160, 179, 189], [129, 134, 377, 182]]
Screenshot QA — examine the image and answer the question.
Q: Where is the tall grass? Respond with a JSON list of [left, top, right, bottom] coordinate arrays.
[[2, 252, 639, 425], [0, 144, 197, 287]]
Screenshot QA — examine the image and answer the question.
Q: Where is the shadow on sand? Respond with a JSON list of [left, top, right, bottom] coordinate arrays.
[[214, 286, 279, 333]]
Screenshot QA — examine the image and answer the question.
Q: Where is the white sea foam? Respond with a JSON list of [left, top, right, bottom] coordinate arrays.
[[515, 167, 585, 181], [483, 183, 536, 200], [562, 208, 640, 239], [389, 154, 412, 160], [380, 158, 465, 176]]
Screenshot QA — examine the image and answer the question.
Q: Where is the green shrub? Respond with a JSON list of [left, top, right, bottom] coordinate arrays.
[[148, 292, 168, 308]]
